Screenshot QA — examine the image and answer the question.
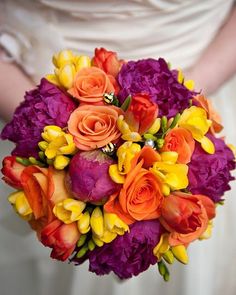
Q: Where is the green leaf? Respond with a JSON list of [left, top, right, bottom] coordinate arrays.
[[120, 95, 132, 112]]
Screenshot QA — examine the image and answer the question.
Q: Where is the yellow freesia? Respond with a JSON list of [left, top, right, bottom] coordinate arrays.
[[117, 115, 142, 142], [171, 245, 189, 264], [153, 233, 170, 261], [147, 118, 161, 134], [109, 141, 141, 184], [177, 69, 195, 91], [39, 125, 76, 170], [104, 212, 129, 235], [53, 198, 86, 224], [90, 209, 129, 246], [178, 106, 215, 154], [90, 207, 104, 238], [150, 151, 189, 195], [199, 221, 213, 240], [8, 191, 32, 221], [46, 49, 91, 89], [77, 211, 91, 234]]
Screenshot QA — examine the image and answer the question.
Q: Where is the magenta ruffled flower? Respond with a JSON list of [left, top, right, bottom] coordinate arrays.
[[67, 150, 120, 203], [85, 220, 163, 279], [118, 58, 194, 118], [188, 134, 235, 202], [1, 78, 77, 158]]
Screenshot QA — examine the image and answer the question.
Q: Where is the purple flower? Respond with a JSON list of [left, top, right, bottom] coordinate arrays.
[[85, 220, 162, 279], [67, 150, 120, 203], [188, 134, 235, 202], [118, 58, 194, 118], [1, 78, 77, 158]]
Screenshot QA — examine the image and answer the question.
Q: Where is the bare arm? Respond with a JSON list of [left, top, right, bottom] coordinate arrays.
[[0, 49, 35, 122], [186, 5, 236, 95]]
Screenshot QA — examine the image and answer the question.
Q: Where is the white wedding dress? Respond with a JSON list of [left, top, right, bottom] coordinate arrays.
[[0, 1, 236, 295]]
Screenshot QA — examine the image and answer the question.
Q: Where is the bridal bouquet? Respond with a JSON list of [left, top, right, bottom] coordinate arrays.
[[1, 48, 235, 281]]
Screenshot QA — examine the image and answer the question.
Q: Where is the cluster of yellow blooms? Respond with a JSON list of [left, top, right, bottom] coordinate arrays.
[[46, 50, 91, 89], [38, 125, 77, 170]]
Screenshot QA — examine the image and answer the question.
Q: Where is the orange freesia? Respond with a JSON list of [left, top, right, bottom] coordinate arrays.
[[105, 147, 163, 224], [68, 66, 118, 104], [193, 94, 223, 134], [161, 128, 195, 164], [160, 192, 216, 246], [21, 166, 71, 234], [68, 105, 123, 150]]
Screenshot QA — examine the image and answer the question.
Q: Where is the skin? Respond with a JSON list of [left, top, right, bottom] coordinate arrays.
[[0, 5, 236, 122]]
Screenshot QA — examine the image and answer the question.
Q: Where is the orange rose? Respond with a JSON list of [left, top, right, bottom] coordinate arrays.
[[125, 94, 158, 135], [161, 127, 195, 164], [68, 105, 123, 150], [40, 219, 80, 261], [160, 192, 216, 246], [193, 94, 223, 134], [92, 47, 124, 77], [105, 146, 163, 224], [21, 166, 71, 234], [68, 66, 118, 104]]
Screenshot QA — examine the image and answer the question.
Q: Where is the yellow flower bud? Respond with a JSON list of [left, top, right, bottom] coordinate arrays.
[[75, 55, 91, 71], [92, 235, 104, 247], [199, 221, 213, 240], [90, 207, 104, 238], [54, 155, 70, 170], [8, 191, 32, 220], [147, 118, 161, 134], [171, 245, 189, 264], [184, 79, 195, 91], [38, 141, 49, 151], [77, 211, 91, 234], [54, 50, 75, 68], [104, 212, 129, 235], [53, 198, 86, 224], [121, 132, 142, 142], [58, 63, 76, 89], [45, 74, 60, 86], [42, 125, 62, 142], [99, 230, 117, 243]]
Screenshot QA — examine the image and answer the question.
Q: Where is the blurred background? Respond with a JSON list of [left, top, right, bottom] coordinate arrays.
[[0, 1, 236, 295]]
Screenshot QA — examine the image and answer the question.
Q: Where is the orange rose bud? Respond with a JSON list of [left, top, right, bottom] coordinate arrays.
[[68, 66, 118, 105], [161, 128, 195, 164], [125, 94, 158, 135], [193, 94, 223, 134], [40, 219, 80, 261], [160, 192, 216, 246], [92, 47, 124, 77], [68, 105, 123, 151], [105, 147, 163, 224]]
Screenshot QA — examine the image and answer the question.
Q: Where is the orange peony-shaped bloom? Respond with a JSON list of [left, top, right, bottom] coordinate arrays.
[[161, 127, 195, 164], [125, 94, 158, 135], [105, 146, 163, 224], [68, 66, 118, 104], [193, 94, 223, 134], [160, 192, 216, 246], [21, 166, 71, 234], [68, 105, 123, 150]]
